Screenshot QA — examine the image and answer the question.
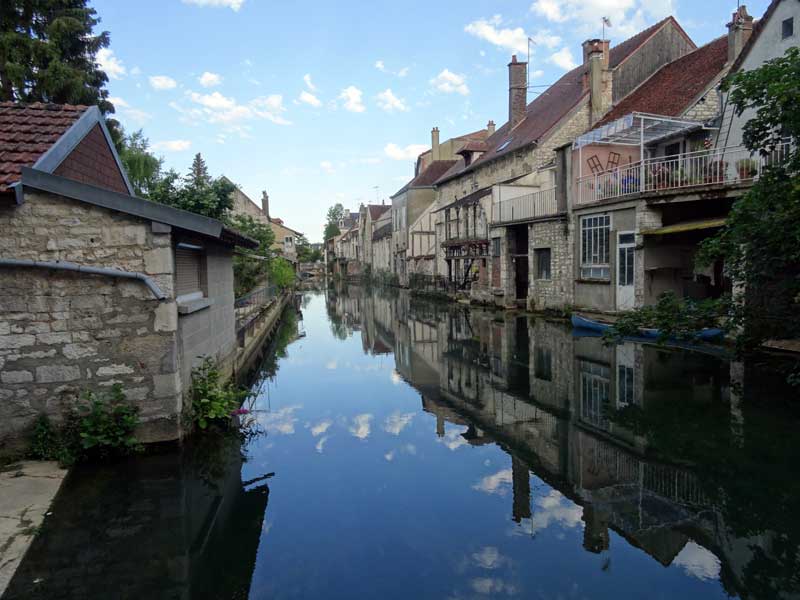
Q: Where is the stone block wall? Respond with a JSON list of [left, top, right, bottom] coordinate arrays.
[[529, 219, 574, 311], [0, 191, 182, 449], [529, 319, 574, 414]]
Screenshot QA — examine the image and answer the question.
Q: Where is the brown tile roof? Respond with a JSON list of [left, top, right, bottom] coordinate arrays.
[[0, 102, 88, 192], [437, 17, 693, 185], [367, 204, 390, 220], [458, 140, 489, 154], [595, 35, 729, 127], [393, 159, 458, 196]]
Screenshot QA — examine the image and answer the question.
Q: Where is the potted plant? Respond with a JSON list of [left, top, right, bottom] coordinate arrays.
[[706, 160, 728, 184], [735, 158, 759, 180]]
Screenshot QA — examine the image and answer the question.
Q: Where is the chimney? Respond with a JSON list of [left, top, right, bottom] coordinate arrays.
[[727, 6, 754, 63], [583, 39, 611, 125], [431, 127, 440, 161], [508, 55, 527, 130], [261, 190, 270, 220], [487, 120, 496, 136]]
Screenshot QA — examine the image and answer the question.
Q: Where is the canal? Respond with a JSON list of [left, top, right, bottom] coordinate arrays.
[[5, 285, 800, 599]]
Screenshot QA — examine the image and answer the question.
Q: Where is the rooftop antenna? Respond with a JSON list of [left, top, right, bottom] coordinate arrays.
[[602, 16, 612, 40], [527, 37, 536, 89], [373, 186, 380, 203]]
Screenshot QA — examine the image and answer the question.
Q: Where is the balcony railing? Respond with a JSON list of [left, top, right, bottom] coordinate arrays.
[[576, 143, 790, 205], [436, 220, 489, 244], [491, 187, 558, 224]]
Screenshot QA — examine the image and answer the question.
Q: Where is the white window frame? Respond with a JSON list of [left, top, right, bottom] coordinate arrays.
[[580, 214, 612, 280]]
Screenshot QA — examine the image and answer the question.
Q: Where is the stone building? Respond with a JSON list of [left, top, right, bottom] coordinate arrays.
[[0, 103, 256, 450], [432, 17, 696, 311], [568, 7, 766, 314], [359, 203, 390, 273]]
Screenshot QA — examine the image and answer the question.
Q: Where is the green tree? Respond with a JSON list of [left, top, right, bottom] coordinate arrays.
[[0, 0, 120, 141], [226, 213, 275, 296], [324, 203, 344, 240], [148, 154, 234, 220], [269, 257, 295, 290], [698, 47, 800, 347], [118, 129, 161, 197]]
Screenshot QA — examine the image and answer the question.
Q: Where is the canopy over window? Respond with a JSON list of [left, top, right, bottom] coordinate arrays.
[[572, 112, 708, 150]]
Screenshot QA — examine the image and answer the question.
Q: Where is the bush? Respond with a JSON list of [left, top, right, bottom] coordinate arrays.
[[191, 358, 248, 430], [269, 257, 296, 290]]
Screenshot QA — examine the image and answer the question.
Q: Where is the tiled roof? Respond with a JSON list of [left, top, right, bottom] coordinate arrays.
[[437, 17, 693, 185], [367, 204, 390, 220], [0, 102, 88, 192], [595, 35, 729, 126], [393, 160, 458, 196]]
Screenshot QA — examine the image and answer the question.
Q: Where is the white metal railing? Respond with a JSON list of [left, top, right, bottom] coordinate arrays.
[[576, 143, 791, 204], [492, 187, 558, 224]]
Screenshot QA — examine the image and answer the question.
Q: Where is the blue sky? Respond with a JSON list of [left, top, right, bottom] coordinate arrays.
[[95, 0, 770, 242]]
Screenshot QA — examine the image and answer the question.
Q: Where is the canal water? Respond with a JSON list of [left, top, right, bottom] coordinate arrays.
[[5, 285, 800, 599]]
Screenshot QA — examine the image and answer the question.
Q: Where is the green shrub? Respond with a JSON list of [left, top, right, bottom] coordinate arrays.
[[76, 385, 141, 457], [28, 415, 63, 462], [191, 358, 248, 430]]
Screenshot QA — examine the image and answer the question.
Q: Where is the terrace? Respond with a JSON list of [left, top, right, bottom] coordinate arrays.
[[491, 186, 558, 225]]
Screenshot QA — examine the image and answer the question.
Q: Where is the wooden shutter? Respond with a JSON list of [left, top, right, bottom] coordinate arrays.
[[175, 248, 201, 296]]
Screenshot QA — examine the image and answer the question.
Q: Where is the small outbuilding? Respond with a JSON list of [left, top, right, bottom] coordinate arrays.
[[0, 103, 256, 451]]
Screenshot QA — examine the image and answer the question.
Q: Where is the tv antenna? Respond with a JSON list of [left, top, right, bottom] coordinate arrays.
[[602, 16, 612, 40], [527, 37, 536, 89]]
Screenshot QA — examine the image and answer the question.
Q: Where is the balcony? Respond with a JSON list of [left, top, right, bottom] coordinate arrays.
[[491, 187, 558, 225], [436, 220, 489, 246], [576, 143, 789, 205]]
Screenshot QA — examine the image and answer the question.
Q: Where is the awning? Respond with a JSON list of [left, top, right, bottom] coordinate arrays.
[[642, 218, 725, 236], [572, 112, 707, 150]]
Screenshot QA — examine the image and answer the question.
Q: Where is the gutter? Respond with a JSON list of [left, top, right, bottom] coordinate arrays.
[[0, 258, 166, 300]]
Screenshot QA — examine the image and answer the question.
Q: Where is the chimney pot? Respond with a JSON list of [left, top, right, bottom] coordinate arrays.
[[487, 120, 496, 135], [727, 6, 754, 63]]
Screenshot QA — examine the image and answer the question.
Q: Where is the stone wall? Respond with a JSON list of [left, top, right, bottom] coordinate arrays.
[[0, 191, 182, 449], [528, 219, 574, 311]]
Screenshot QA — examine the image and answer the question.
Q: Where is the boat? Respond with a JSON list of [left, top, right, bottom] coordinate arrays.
[[571, 314, 724, 341]]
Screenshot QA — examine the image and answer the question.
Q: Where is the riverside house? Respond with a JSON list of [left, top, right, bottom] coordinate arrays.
[[0, 102, 256, 451], [433, 17, 696, 311]]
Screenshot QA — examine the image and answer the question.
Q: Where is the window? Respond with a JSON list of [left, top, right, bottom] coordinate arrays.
[[535, 248, 551, 280], [580, 360, 610, 429], [175, 245, 205, 298], [580, 214, 611, 279], [782, 17, 794, 39], [618, 364, 635, 407], [491, 237, 501, 257], [664, 142, 680, 157], [534, 346, 552, 381], [496, 138, 512, 152]]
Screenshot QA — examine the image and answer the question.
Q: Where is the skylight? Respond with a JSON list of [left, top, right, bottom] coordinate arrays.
[[496, 139, 512, 152]]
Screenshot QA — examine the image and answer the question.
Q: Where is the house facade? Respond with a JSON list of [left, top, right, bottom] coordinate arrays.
[[0, 103, 256, 450]]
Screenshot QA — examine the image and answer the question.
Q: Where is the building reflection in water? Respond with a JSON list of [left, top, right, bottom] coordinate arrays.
[[327, 283, 800, 600]]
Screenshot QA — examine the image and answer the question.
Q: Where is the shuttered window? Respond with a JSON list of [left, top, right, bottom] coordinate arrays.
[[175, 247, 203, 297]]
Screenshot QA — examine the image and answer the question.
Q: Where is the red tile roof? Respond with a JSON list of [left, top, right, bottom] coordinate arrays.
[[437, 17, 693, 185], [0, 102, 88, 192], [367, 204, 390, 220], [595, 35, 729, 127], [393, 159, 458, 196]]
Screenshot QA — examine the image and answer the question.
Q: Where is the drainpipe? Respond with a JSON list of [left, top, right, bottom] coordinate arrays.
[[0, 258, 166, 300]]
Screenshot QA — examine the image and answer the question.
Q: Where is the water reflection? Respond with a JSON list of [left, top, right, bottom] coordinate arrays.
[[328, 283, 800, 599]]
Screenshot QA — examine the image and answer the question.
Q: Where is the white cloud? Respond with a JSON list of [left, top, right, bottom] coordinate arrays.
[[315, 436, 329, 453], [198, 71, 222, 87], [338, 86, 365, 112], [325, 360, 337, 369], [397, 67, 409, 77], [472, 547, 507, 570], [349, 414, 372, 439], [184, 90, 291, 126], [430, 69, 469, 96], [529, 0, 669, 37], [390, 370, 403, 384], [310, 419, 332, 436], [549, 47, 578, 70], [182, 0, 244, 10], [130, 66, 141, 76], [120, 108, 152, 125], [320, 160, 335, 174], [384, 143, 428, 161], [383, 412, 414, 435], [384, 450, 395, 461], [674, 542, 722, 581], [473, 469, 513, 495], [97, 48, 126, 80], [376, 88, 408, 113], [470, 578, 518, 596], [510, 490, 583, 537], [298, 90, 322, 107], [532, 69, 545, 78], [439, 427, 468, 451], [303, 73, 317, 91], [530, 0, 567, 22], [149, 75, 177, 90], [152, 139, 191, 152], [465, 15, 529, 55], [108, 96, 128, 108], [374, 60, 386, 72]]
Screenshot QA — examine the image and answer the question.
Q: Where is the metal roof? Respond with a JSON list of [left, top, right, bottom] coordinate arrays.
[[572, 112, 708, 150]]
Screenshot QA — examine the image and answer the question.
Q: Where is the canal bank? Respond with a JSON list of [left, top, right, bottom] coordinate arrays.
[[4, 285, 799, 599]]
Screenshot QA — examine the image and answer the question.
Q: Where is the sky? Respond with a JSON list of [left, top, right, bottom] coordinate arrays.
[[94, 0, 771, 242]]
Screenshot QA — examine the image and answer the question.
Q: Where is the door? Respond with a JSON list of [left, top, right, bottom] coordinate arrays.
[[514, 257, 528, 300], [616, 232, 635, 311]]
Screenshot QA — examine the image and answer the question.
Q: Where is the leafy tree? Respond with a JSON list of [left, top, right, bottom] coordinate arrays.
[[118, 129, 161, 197], [0, 0, 120, 142], [148, 154, 234, 220], [226, 213, 275, 296], [269, 257, 295, 290], [324, 203, 344, 240], [698, 47, 800, 347]]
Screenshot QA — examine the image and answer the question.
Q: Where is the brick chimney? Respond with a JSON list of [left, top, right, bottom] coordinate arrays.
[[727, 6, 754, 63], [487, 120, 496, 136], [431, 127, 440, 161], [261, 191, 270, 220], [508, 55, 527, 130], [583, 39, 611, 125]]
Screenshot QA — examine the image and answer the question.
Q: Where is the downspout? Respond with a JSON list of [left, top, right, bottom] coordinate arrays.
[[0, 258, 166, 300]]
